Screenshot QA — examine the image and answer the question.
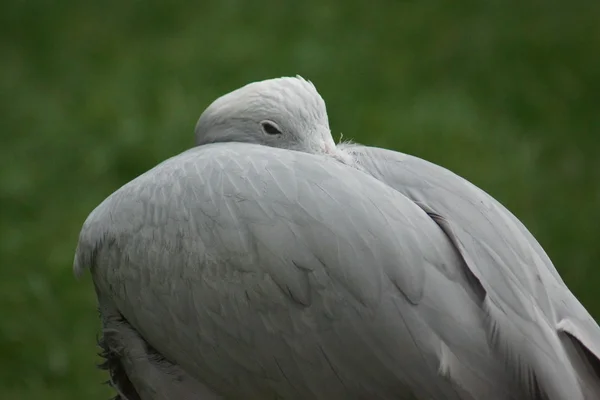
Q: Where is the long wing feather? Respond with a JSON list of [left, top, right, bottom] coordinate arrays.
[[341, 143, 600, 400], [75, 142, 520, 399]]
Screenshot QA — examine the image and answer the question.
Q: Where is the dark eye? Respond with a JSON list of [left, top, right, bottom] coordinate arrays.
[[260, 120, 282, 135]]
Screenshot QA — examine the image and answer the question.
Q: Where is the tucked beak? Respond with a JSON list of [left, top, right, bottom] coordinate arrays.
[[317, 133, 351, 165], [319, 131, 337, 155], [321, 140, 334, 154]]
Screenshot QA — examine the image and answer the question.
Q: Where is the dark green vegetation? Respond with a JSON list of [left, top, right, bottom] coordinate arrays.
[[1, 1, 599, 399]]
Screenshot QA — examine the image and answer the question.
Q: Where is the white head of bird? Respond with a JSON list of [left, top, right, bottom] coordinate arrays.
[[194, 76, 344, 159]]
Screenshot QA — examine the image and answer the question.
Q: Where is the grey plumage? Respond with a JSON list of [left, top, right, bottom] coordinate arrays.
[[74, 76, 600, 399]]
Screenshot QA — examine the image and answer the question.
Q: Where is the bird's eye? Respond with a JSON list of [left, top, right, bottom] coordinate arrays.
[[260, 120, 283, 135]]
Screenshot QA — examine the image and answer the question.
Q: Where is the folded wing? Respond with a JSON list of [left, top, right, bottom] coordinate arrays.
[[342, 143, 600, 400]]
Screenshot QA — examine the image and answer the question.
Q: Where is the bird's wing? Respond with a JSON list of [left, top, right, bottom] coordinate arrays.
[[75, 142, 516, 400], [340, 143, 600, 400]]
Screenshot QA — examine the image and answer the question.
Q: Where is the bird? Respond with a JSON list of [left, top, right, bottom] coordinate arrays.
[[74, 76, 600, 400]]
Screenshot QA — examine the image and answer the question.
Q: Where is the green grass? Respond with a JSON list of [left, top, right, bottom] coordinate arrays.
[[1, 1, 599, 398]]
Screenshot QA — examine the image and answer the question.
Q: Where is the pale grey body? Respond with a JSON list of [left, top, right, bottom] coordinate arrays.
[[75, 77, 600, 399]]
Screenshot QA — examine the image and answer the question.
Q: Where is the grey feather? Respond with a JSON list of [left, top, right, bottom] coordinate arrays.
[[77, 143, 479, 399], [340, 143, 600, 400], [74, 76, 600, 400]]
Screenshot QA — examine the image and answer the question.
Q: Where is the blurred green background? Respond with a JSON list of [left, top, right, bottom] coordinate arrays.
[[1, 1, 599, 399]]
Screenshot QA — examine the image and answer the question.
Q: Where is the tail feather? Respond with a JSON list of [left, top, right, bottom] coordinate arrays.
[[485, 297, 583, 400], [557, 319, 600, 400]]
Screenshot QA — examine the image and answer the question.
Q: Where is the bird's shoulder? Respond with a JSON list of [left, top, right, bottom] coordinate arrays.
[[74, 143, 457, 307], [73, 143, 286, 275]]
